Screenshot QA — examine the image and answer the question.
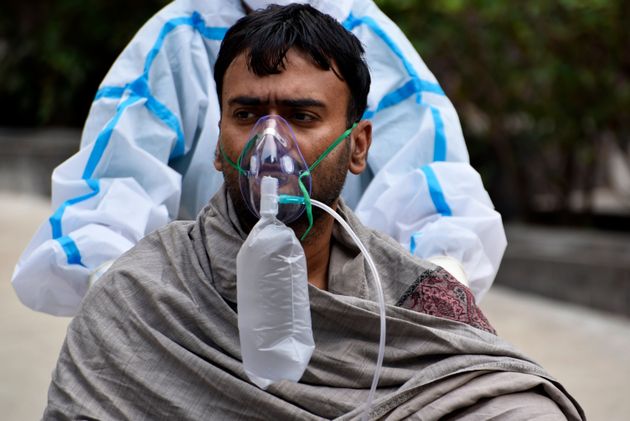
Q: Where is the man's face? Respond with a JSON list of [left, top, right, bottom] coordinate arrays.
[[216, 48, 355, 234]]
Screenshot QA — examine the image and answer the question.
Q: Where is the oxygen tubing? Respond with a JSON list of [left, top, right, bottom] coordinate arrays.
[[310, 199, 386, 421]]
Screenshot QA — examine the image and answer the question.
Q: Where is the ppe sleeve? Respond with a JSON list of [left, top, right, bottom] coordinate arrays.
[[12, 98, 180, 316], [356, 162, 506, 301], [348, 0, 506, 301], [11, 2, 234, 316]]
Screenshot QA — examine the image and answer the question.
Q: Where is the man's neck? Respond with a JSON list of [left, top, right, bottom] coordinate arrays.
[[231, 190, 338, 290], [301, 213, 336, 290]]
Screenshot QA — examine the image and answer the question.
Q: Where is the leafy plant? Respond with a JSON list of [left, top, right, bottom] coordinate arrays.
[[0, 0, 170, 126], [377, 0, 630, 221], [1, 0, 628, 222]]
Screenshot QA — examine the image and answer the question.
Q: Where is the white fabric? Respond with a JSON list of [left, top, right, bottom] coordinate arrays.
[[12, 0, 506, 316], [87, 259, 114, 288], [426, 255, 468, 287], [244, 0, 352, 22]]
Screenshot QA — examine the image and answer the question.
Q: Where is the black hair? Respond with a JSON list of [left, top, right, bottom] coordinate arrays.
[[214, 4, 370, 125]]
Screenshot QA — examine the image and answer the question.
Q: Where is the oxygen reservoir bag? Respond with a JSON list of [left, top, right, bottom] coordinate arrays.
[[236, 176, 314, 389]]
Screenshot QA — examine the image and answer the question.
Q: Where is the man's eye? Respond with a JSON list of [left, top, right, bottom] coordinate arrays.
[[234, 111, 257, 121], [291, 112, 315, 123]]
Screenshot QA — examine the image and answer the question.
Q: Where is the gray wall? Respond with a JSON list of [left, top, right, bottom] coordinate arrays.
[[0, 128, 80, 197], [496, 224, 630, 317]]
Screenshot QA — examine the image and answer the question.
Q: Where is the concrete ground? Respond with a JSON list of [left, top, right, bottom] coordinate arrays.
[[1, 193, 629, 420], [0, 194, 70, 421]]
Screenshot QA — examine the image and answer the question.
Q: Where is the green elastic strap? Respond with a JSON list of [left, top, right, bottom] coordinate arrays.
[[307, 122, 357, 173], [278, 191, 311, 240], [297, 122, 358, 241], [219, 136, 257, 176], [297, 171, 313, 240]]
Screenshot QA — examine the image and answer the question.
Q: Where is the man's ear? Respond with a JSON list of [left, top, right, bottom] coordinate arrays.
[[214, 135, 224, 172], [348, 119, 372, 175], [214, 117, 225, 171]]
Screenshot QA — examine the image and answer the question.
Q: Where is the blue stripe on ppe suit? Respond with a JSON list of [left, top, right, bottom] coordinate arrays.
[[342, 13, 450, 222], [51, 13, 228, 264], [54, 10, 454, 266]]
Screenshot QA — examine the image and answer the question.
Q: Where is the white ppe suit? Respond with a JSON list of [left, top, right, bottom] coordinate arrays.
[[12, 0, 506, 316]]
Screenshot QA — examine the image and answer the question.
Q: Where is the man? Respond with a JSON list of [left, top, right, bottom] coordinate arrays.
[[13, 0, 506, 317], [45, 5, 582, 420]]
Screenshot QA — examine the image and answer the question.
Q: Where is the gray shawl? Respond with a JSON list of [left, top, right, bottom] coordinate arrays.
[[45, 188, 584, 420]]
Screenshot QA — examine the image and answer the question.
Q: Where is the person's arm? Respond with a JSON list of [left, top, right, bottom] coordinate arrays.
[[343, 0, 506, 301], [11, 1, 238, 316], [357, 161, 505, 300]]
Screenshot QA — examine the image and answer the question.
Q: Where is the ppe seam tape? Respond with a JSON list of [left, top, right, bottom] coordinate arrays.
[[50, 12, 227, 265], [344, 11, 452, 215], [343, 14, 445, 110], [420, 165, 452, 217]]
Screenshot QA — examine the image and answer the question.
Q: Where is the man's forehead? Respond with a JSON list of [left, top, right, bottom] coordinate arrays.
[[222, 49, 347, 105], [227, 96, 326, 108], [227, 48, 336, 77]]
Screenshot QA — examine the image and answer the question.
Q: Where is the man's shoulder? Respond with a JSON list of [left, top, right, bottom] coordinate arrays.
[[338, 200, 407, 252], [79, 217, 207, 321], [338, 201, 496, 333], [340, 201, 431, 272], [94, 218, 202, 292], [334, 201, 434, 299], [120, 219, 198, 263]]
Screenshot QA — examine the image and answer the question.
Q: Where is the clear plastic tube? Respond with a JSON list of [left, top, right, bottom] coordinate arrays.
[[310, 199, 386, 421]]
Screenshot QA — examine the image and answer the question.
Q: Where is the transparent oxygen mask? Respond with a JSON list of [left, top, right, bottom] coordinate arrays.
[[238, 115, 311, 224]]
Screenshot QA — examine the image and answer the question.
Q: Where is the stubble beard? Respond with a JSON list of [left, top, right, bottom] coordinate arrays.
[[291, 142, 350, 244], [222, 165, 260, 234], [221, 141, 351, 243]]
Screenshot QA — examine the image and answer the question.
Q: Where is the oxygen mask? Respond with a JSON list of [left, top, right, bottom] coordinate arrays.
[[220, 114, 356, 240], [237, 115, 311, 224]]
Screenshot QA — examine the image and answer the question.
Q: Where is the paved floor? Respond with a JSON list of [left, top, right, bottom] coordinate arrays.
[[0, 194, 70, 420], [481, 287, 630, 420], [1, 193, 629, 420]]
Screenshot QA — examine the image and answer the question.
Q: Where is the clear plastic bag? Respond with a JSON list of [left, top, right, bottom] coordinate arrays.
[[236, 177, 314, 389]]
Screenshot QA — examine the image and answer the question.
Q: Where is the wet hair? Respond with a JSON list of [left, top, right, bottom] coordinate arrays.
[[214, 3, 370, 125]]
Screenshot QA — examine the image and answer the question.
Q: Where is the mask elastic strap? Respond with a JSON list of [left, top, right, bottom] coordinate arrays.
[[308, 123, 357, 173], [219, 136, 257, 176], [297, 170, 314, 240], [297, 122, 358, 241]]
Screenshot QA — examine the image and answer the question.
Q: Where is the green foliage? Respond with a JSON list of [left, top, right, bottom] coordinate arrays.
[[1, 0, 627, 220], [0, 0, 170, 126], [377, 0, 629, 219]]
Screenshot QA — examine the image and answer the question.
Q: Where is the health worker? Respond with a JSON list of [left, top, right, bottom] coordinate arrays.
[[11, 0, 506, 316]]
